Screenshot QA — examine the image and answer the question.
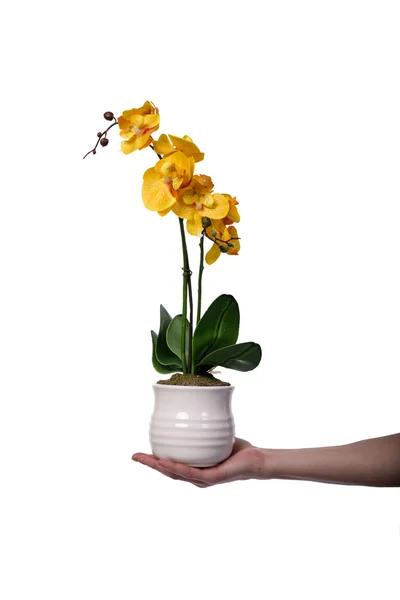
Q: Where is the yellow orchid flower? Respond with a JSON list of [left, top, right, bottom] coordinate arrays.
[[118, 101, 160, 154], [223, 195, 240, 224], [191, 174, 213, 195], [205, 225, 240, 265], [142, 151, 195, 213], [171, 175, 230, 235], [153, 134, 204, 163]]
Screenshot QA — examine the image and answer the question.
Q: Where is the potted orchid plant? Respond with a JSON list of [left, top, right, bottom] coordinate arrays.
[[84, 101, 262, 467]]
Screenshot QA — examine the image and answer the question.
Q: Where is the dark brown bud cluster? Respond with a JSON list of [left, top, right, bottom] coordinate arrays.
[[83, 110, 118, 159]]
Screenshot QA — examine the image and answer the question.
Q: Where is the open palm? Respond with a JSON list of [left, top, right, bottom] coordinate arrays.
[[132, 438, 267, 487]]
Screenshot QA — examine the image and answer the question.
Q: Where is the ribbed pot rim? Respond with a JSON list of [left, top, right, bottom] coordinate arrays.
[[153, 383, 235, 390]]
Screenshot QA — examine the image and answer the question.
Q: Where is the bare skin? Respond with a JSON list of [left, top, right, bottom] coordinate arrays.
[[132, 434, 400, 488]]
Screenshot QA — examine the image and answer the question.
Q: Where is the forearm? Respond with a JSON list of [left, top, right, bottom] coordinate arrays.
[[264, 433, 400, 487]]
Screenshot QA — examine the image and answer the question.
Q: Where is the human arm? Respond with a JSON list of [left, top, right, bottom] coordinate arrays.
[[132, 433, 400, 488], [267, 433, 400, 487]]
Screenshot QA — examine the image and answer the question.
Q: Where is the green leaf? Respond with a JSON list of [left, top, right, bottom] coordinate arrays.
[[193, 294, 240, 367], [198, 342, 262, 372], [151, 331, 181, 374], [156, 305, 182, 366], [166, 314, 190, 362]]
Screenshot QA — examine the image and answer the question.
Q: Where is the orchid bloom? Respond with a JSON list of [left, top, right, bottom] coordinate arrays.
[[223, 195, 240, 224], [142, 151, 195, 213], [171, 175, 230, 235], [205, 224, 240, 265], [118, 101, 160, 154], [152, 134, 204, 163]]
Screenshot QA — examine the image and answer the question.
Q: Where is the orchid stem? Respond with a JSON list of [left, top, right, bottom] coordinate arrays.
[[149, 144, 193, 374], [178, 218, 193, 374], [197, 233, 204, 325]]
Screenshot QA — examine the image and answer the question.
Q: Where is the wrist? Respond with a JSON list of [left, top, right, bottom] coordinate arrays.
[[259, 448, 301, 480], [254, 448, 284, 480]]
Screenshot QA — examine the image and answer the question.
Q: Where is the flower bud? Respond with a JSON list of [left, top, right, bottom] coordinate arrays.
[[97, 132, 102, 137], [100, 138, 109, 147], [103, 111, 114, 121], [211, 229, 217, 237], [202, 217, 212, 228], [93, 150, 97, 155], [227, 242, 234, 247], [219, 244, 229, 253]]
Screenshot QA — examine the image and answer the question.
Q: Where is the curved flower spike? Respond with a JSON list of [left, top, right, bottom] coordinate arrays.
[[118, 101, 160, 154]]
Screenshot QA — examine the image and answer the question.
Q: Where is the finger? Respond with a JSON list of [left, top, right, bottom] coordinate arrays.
[[157, 465, 208, 487], [155, 465, 182, 481], [132, 454, 208, 487], [232, 438, 251, 452], [132, 454, 182, 481], [157, 460, 219, 485], [132, 453, 160, 469]]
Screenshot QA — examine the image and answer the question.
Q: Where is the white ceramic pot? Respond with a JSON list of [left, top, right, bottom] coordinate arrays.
[[149, 384, 235, 467]]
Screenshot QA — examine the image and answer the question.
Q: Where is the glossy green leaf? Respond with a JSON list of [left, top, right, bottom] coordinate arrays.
[[193, 294, 240, 367], [198, 342, 262, 372], [151, 331, 181, 374], [156, 305, 182, 366], [166, 314, 190, 362]]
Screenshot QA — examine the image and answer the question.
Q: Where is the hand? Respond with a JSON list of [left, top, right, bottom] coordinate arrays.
[[132, 438, 269, 487]]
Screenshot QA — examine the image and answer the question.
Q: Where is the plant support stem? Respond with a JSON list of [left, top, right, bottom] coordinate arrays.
[[178, 218, 193, 373], [197, 234, 204, 325]]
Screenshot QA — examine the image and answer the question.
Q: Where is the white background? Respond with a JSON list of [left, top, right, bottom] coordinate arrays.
[[1, 1, 399, 598]]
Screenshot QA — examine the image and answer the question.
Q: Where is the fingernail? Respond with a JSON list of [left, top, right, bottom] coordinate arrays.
[[132, 454, 139, 461]]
